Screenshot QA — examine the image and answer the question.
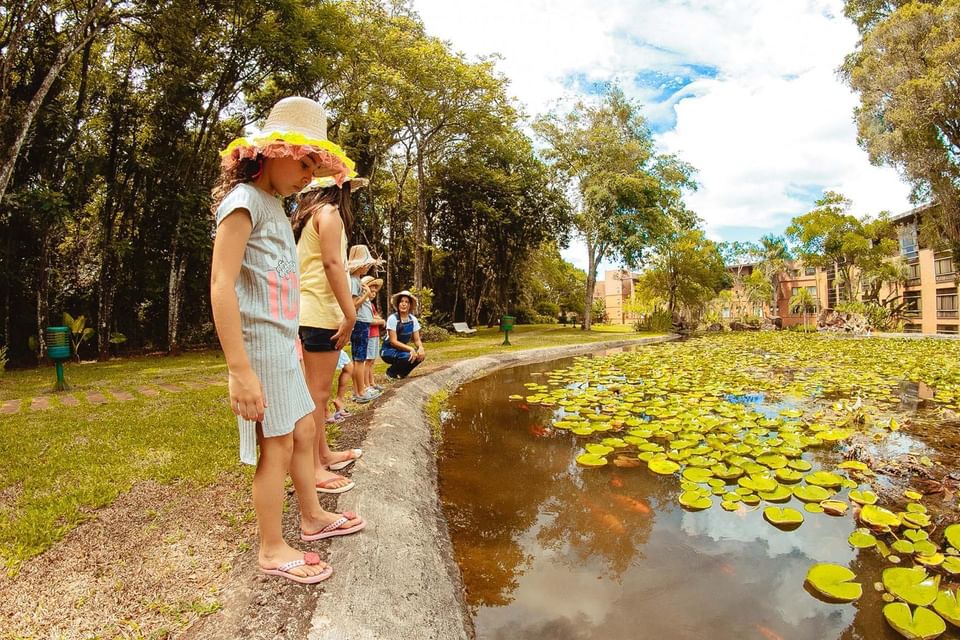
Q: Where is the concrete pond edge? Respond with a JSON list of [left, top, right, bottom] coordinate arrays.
[[308, 334, 678, 640]]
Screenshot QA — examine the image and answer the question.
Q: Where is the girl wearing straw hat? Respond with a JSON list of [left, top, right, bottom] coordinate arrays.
[[292, 175, 367, 492], [211, 96, 365, 584], [380, 290, 426, 379], [347, 245, 384, 403]]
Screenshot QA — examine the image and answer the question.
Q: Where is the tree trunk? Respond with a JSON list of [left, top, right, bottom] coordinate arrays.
[[35, 232, 49, 365], [413, 144, 426, 290], [0, 0, 110, 204], [167, 250, 187, 355], [583, 244, 598, 331]]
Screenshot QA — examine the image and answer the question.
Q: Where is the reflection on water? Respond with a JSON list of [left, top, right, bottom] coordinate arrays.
[[437, 356, 958, 640]]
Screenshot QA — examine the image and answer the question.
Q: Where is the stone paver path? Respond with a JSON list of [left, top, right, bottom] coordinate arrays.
[[0, 376, 226, 415]]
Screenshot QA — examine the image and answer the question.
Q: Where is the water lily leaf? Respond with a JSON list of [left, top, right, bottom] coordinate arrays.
[[838, 460, 871, 473], [739, 475, 779, 493], [793, 485, 832, 503], [721, 500, 741, 511], [849, 529, 877, 549], [682, 467, 714, 483], [805, 563, 862, 602], [759, 486, 793, 503], [914, 540, 939, 557], [883, 567, 940, 606], [648, 459, 680, 475], [945, 525, 960, 550], [585, 444, 614, 456], [805, 472, 844, 488], [678, 490, 711, 510], [710, 464, 744, 481], [571, 426, 595, 436], [917, 554, 945, 567], [820, 500, 848, 516], [850, 490, 879, 505], [787, 459, 813, 472], [892, 540, 916, 555], [942, 557, 960, 575], [883, 603, 945, 640], [776, 468, 804, 483], [903, 512, 932, 528], [906, 490, 924, 501], [804, 502, 824, 513], [508, 394, 524, 401], [741, 493, 761, 505], [908, 503, 928, 514], [764, 507, 803, 530], [757, 453, 788, 469], [817, 429, 853, 442], [934, 589, 960, 627], [576, 453, 608, 467], [861, 505, 902, 531], [601, 437, 628, 449], [905, 530, 930, 543]]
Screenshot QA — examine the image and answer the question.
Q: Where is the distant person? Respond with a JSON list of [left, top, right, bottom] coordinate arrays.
[[347, 245, 383, 402], [292, 175, 368, 493], [329, 350, 353, 423], [211, 96, 364, 585], [362, 275, 385, 391], [380, 290, 426, 379]]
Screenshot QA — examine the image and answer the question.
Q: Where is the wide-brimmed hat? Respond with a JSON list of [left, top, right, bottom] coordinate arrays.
[[219, 96, 355, 184], [360, 275, 384, 289], [347, 245, 385, 273], [391, 290, 418, 313], [305, 175, 369, 193]]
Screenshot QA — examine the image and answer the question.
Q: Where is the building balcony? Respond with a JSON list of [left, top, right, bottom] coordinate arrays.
[[905, 278, 922, 287], [938, 310, 959, 320], [936, 273, 956, 284]]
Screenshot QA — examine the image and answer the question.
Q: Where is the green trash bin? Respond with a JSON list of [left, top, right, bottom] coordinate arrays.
[[46, 326, 71, 391], [500, 315, 515, 346]]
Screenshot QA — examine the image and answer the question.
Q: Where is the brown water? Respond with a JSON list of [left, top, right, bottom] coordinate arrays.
[[437, 352, 959, 640]]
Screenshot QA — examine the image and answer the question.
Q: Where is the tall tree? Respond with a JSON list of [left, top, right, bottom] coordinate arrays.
[[534, 86, 696, 330], [637, 225, 727, 318], [843, 0, 960, 266], [751, 234, 791, 317], [787, 191, 898, 302]]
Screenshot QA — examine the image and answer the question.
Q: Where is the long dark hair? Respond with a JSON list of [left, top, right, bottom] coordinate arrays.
[[291, 184, 353, 242], [210, 155, 263, 214]]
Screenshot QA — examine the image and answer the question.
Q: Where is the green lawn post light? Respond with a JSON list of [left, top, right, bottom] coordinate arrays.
[[500, 314, 515, 346], [46, 326, 71, 391]]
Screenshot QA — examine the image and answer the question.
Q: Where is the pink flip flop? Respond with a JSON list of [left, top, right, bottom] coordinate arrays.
[[301, 512, 367, 542], [328, 448, 363, 471], [260, 552, 332, 584], [316, 476, 355, 494]]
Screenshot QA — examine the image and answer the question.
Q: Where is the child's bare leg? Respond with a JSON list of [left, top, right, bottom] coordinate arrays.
[[351, 355, 367, 397], [365, 359, 377, 389], [333, 365, 350, 411], [254, 427, 329, 577], [289, 414, 363, 532], [303, 350, 357, 481]]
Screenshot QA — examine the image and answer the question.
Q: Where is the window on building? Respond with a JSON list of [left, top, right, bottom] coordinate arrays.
[[722, 307, 731, 319], [937, 324, 959, 335], [904, 323, 922, 333], [906, 261, 921, 282], [935, 252, 956, 282], [903, 291, 922, 317], [804, 266, 816, 276], [937, 288, 958, 319], [899, 223, 918, 257]]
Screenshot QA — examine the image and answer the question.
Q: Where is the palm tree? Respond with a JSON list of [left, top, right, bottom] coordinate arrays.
[[753, 235, 792, 317], [789, 287, 817, 330]]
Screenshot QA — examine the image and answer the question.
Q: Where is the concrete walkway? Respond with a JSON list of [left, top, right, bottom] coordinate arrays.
[[308, 334, 677, 640]]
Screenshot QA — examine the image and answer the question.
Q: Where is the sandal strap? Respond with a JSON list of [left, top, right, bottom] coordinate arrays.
[[321, 516, 349, 534], [277, 559, 305, 572]]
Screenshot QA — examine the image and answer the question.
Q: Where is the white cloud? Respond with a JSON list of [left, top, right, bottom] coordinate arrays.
[[413, 0, 914, 277]]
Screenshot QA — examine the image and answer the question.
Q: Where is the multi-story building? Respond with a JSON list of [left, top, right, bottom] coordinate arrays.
[[592, 269, 641, 325]]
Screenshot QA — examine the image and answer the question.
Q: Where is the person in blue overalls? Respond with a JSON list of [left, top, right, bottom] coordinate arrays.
[[381, 290, 426, 379]]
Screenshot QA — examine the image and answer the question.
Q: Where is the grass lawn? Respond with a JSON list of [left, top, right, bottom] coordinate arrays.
[[0, 324, 657, 572]]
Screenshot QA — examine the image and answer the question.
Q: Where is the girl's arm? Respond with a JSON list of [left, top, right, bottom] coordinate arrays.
[[210, 209, 265, 422], [315, 206, 356, 348], [411, 330, 425, 361], [352, 283, 369, 310]]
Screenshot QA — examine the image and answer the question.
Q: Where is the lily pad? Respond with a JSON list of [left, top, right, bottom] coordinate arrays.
[[585, 444, 614, 456], [682, 467, 714, 483], [820, 500, 848, 516], [883, 567, 940, 606], [648, 459, 680, 475], [883, 603, 946, 640], [934, 589, 960, 627], [861, 505, 901, 531], [838, 460, 871, 473], [805, 471, 844, 488], [793, 485, 832, 503], [945, 525, 960, 551], [849, 489, 879, 505], [739, 475, 779, 493], [576, 453, 608, 467], [805, 563, 862, 602], [849, 529, 877, 549], [678, 490, 711, 511], [942, 557, 960, 575], [776, 468, 804, 483], [764, 507, 803, 530]]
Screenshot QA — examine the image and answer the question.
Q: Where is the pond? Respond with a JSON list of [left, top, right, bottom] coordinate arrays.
[[437, 333, 960, 640]]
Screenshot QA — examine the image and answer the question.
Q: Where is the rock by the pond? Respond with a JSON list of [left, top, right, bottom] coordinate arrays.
[[818, 308, 870, 334]]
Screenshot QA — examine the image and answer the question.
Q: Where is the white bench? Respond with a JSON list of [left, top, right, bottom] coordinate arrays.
[[451, 322, 477, 335]]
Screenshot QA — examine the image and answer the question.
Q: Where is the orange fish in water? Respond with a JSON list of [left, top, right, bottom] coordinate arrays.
[[719, 563, 736, 577], [598, 512, 626, 535], [609, 494, 651, 515], [610, 477, 625, 488], [755, 625, 784, 640], [517, 403, 530, 412], [529, 424, 547, 437]]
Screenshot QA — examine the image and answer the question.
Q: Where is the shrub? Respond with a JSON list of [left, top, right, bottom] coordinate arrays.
[[634, 308, 672, 332], [835, 301, 894, 331], [535, 301, 561, 318], [420, 325, 450, 343], [409, 287, 434, 325], [513, 307, 537, 324]]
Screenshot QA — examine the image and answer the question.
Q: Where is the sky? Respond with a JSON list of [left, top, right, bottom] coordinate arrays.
[[411, 0, 913, 278]]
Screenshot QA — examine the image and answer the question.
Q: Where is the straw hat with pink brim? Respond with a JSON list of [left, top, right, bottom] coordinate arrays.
[[219, 96, 356, 185]]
